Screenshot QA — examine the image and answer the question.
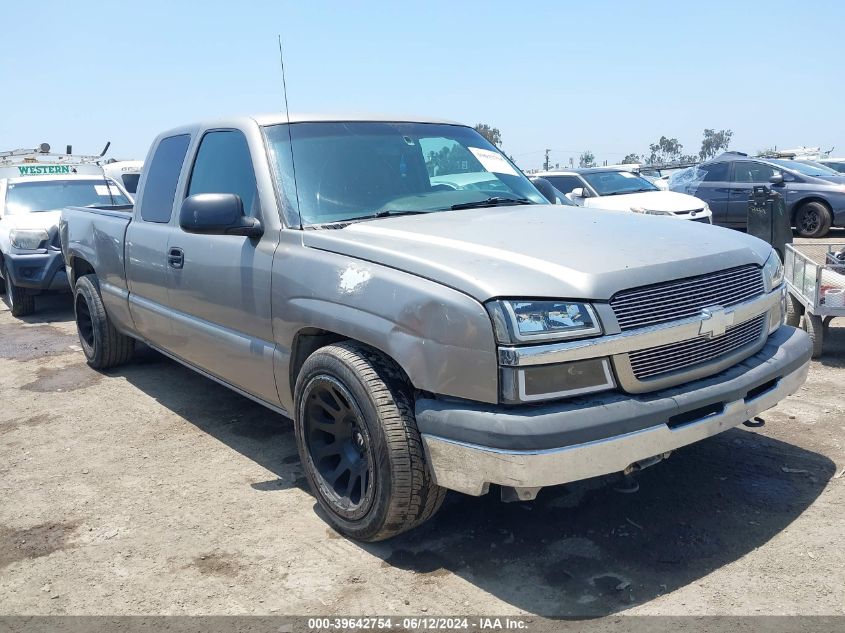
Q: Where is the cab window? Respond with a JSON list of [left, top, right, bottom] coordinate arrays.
[[187, 130, 258, 216], [138, 134, 191, 223]]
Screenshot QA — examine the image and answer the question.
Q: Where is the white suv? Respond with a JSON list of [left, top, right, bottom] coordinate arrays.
[[536, 167, 713, 223]]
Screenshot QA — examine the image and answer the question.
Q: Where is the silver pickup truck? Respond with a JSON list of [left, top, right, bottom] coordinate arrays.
[[60, 114, 812, 541]]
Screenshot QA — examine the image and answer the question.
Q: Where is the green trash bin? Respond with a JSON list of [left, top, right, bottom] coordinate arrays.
[[748, 185, 792, 261]]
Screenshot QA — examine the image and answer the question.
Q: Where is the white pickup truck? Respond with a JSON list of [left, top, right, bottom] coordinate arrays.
[[0, 163, 130, 315]]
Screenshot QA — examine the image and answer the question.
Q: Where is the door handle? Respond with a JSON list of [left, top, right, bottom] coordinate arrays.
[[167, 247, 184, 269]]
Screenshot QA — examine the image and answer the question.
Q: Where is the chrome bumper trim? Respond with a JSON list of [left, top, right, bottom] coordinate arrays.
[[421, 359, 808, 496], [498, 288, 781, 367]]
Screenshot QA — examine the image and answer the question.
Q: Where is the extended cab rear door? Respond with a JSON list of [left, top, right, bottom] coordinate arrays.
[[164, 129, 279, 407], [126, 133, 192, 347]]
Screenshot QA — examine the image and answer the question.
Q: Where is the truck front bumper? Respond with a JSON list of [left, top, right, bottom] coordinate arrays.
[[3, 249, 68, 291], [416, 326, 811, 497]]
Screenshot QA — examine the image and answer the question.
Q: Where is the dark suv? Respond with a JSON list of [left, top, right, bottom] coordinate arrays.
[[669, 152, 845, 237]]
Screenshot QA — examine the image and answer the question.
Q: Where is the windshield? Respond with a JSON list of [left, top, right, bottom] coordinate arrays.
[[5, 179, 130, 214], [768, 159, 840, 177], [822, 161, 845, 173], [580, 170, 659, 196], [263, 122, 546, 226]]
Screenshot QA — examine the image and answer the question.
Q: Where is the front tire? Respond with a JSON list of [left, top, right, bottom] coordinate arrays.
[[802, 313, 825, 358], [294, 342, 445, 542], [3, 263, 35, 317], [74, 274, 135, 369], [785, 293, 804, 327], [794, 201, 832, 238]]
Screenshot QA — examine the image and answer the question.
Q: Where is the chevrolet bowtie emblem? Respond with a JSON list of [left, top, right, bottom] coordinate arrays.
[[699, 306, 733, 339]]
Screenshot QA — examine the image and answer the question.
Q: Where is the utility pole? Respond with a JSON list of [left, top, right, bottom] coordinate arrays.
[[544, 149, 550, 171]]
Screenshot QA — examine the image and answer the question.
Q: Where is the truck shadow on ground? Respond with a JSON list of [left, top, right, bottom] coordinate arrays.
[[115, 347, 835, 618]]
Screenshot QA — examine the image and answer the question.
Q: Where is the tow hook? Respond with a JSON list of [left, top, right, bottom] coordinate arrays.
[[743, 417, 766, 428]]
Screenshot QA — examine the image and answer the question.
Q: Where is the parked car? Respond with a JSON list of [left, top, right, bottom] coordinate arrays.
[[0, 170, 130, 316], [669, 152, 845, 238], [818, 158, 845, 173], [535, 167, 713, 223], [102, 160, 143, 199], [61, 114, 810, 541], [770, 159, 845, 185], [624, 165, 678, 190]]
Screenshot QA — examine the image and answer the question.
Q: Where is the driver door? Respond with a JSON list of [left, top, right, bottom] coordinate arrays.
[[164, 129, 280, 406]]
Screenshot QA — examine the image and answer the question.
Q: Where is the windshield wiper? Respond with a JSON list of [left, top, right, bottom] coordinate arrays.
[[450, 197, 534, 210], [602, 189, 654, 196], [372, 209, 430, 218], [325, 209, 431, 225]]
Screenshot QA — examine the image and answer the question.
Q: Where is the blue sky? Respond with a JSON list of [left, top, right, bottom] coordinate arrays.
[[2, 0, 842, 170]]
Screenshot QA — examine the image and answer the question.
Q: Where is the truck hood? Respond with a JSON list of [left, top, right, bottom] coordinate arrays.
[[0, 209, 61, 231], [585, 190, 706, 213], [302, 205, 771, 302]]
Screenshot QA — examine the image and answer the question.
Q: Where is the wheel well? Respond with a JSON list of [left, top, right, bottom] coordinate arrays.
[[70, 257, 96, 286], [288, 329, 413, 398], [791, 197, 831, 223]]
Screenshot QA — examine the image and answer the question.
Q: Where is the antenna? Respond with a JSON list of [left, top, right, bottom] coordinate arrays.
[[277, 34, 302, 228]]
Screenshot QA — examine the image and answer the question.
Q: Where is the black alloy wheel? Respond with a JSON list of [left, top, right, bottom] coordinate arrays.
[[302, 376, 375, 519]]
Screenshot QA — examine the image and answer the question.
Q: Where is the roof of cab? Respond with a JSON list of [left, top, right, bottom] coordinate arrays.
[[250, 112, 464, 126], [157, 113, 466, 138]]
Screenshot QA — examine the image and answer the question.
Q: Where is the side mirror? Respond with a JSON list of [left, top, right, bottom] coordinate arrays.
[[529, 177, 557, 204], [179, 193, 263, 238], [769, 174, 785, 186], [570, 187, 590, 199]]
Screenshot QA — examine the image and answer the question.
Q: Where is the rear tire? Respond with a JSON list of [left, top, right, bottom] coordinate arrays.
[[3, 263, 35, 317], [294, 342, 445, 542], [74, 274, 135, 369], [802, 313, 824, 358], [785, 293, 804, 328], [794, 201, 832, 238]]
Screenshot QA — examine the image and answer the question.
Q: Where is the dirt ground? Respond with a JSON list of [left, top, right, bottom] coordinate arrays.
[[1, 236, 844, 618]]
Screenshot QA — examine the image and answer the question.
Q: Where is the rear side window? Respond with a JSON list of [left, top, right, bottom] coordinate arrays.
[[121, 173, 140, 194], [138, 134, 190, 223], [543, 175, 583, 194], [187, 130, 257, 215], [700, 162, 729, 182]]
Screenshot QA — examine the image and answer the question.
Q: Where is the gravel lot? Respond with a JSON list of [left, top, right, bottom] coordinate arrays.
[[1, 234, 844, 618]]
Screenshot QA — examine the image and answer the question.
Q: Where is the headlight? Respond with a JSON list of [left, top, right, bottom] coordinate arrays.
[[487, 300, 602, 344], [630, 207, 672, 216], [9, 229, 49, 250], [762, 249, 784, 292]]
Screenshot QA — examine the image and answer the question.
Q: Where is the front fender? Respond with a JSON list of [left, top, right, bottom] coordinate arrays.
[[272, 240, 499, 412]]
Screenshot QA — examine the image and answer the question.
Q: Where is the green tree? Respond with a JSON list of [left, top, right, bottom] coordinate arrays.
[[645, 136, 684, 164], [425, 144, 482, 176], [579, 150, 596, 168], [474, 123, 502, 147], [699, 128, 733, 161], [622, 153, 641, 164]]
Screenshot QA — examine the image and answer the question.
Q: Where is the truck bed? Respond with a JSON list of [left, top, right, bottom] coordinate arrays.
[[60, 204, 134, 292]]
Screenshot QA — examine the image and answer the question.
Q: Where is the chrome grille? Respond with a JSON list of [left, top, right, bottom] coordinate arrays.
[[628, 315, 766, 380], [611, 265, 764, 331]]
